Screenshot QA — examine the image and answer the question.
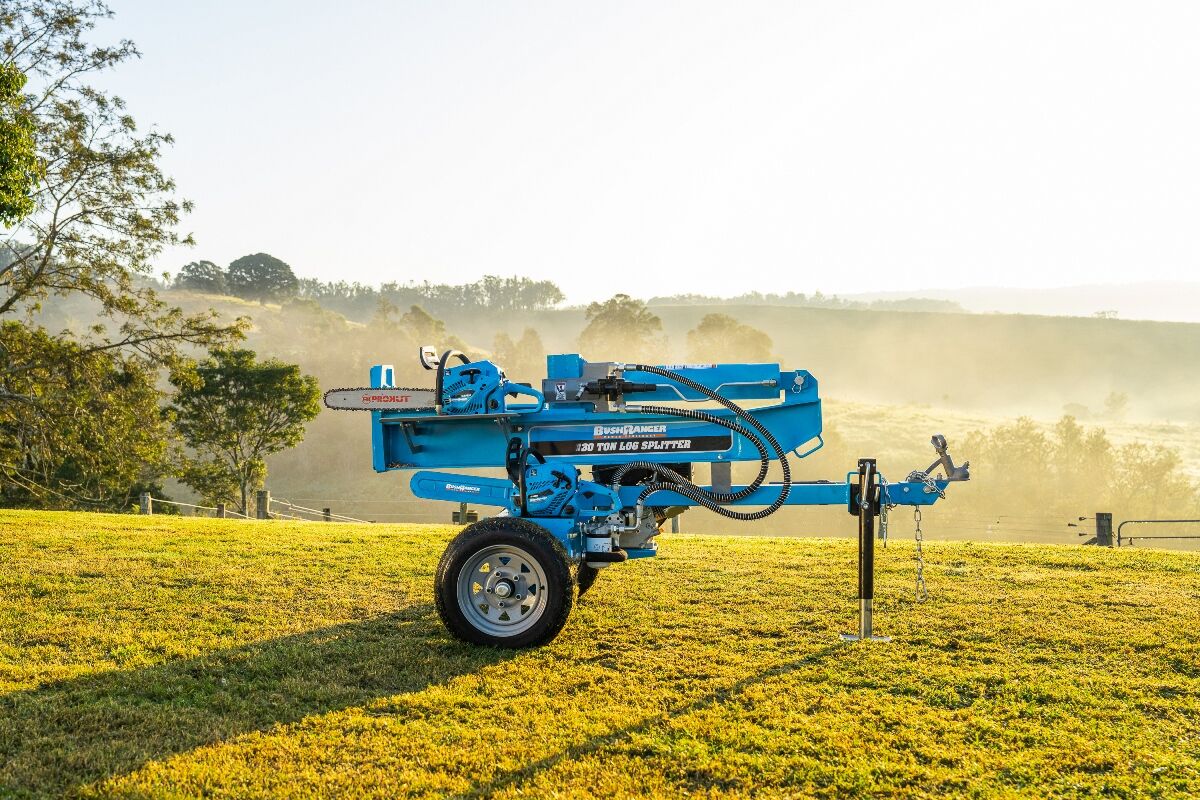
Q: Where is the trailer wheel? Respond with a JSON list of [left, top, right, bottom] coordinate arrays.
[[435, 517, 575, 648], [577, 562, 600, 597]]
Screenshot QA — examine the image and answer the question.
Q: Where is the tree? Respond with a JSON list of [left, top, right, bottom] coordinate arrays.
[[962, 414, 1200, 521], [0, 4, 243, 505], [685, 313, 774, 363], [492, 327, 545, 380], [171, 349, 321, 515], [227, 252, 298, 303], [578, 294, 664, 361], [0, 61, 40, 224], [0, 321, 172, 510], [0, 2, 239, 350], [370, 299, 466, 353], [1050, 415, 1112, 514], [1111, 442, 1199, 518], [475, 275, 565, 312], [1103, 391, 1129, 421], [174, 260, 228, 294]]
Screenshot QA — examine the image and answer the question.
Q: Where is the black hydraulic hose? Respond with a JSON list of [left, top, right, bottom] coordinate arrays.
[[608, 406, 770, 500], [631, 364, 793, 494], [633, 405, 791, 521], [615, 364, 792, 521]]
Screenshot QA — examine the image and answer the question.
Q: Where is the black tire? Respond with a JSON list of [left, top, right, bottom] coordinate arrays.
[[435, 517, 575, 648], [577, 562, 600, 597]]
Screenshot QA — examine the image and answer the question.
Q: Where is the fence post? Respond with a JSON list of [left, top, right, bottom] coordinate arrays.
[[139, 492, 152, 515], [256, 490, 270, 520], [323, 507, 332, 522], [1096, 512, 1113, 547], [671, 516, 679, 533], [216, 503, 226, 519]]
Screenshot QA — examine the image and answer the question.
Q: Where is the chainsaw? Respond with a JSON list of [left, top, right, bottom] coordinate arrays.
[[323, 346, 545, 415]]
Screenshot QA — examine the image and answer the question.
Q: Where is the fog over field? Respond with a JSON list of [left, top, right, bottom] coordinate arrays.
[[850, 281, 1200, 323], [12, 0, 1199, 546], [41, 276, 1197, 545]]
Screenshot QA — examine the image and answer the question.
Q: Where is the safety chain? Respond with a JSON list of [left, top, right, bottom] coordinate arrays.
[[879, 502, 889, 548], [879, 477, 895, 549], [906, 469, 946, 499], [914, 507, 929, 602]]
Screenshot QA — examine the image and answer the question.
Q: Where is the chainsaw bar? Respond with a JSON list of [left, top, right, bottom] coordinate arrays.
[[323, 387, 437, 412]]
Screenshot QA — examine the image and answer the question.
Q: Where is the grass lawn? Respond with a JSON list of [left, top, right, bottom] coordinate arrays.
[[1, 510, 1198, 798]]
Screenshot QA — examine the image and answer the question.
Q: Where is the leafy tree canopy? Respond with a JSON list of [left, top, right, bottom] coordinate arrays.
[[0, 3, 244, 505], [0, 321, 172, 510], [295, 275, 564, 320], [370, 300, 467, 355], [492, 327, 545, 380], [963, 415, 1200, 520], [686, 313, 774, 363], [227, 252, 298, 303], [0, 1, 243, 356], [170, 349, 320, 515], [174, 260, 227, 294], [578, 293, 665, 362], [0, 61, 40, 225]]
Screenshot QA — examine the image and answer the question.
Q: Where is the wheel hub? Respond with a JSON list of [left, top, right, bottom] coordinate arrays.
[[457, 545, 548, 636]]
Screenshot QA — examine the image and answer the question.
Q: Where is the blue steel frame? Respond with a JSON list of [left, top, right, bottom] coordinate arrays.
[[371, 361, 822, 471], [367, 355, 952, 560]]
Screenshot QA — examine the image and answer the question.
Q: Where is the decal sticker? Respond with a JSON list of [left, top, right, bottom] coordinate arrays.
[[530, 421, 734, 457]]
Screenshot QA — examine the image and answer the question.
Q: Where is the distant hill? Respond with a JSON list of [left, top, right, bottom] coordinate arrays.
[[38, 286, 1200, 420], [440, 302, 1200, 422], [36, 288, 1200, 528], [847, 281, 1200, 323]]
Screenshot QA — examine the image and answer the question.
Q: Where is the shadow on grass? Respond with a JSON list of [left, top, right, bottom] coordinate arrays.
[[458, 642, 845, 798], [0, 604, 512, 798]]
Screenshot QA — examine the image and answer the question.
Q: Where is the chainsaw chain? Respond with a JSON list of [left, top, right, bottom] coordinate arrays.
[[322, 387, 437, 413]]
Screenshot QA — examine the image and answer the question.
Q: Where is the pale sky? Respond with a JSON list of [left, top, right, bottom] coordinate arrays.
[[99, 1, 1200, 303]]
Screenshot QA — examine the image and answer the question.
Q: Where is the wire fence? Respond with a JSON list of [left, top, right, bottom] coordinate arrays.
[[137, 493, 1200, 549], [140, 496, 250, 519], [139, 492, 369, 523], [272, 498, 370, 524]]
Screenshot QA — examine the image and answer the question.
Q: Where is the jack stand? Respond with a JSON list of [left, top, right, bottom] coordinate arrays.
[[841, 458, 891, 643]]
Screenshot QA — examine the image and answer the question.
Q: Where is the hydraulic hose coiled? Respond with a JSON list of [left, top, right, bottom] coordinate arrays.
[[610, 364, 792, 521]]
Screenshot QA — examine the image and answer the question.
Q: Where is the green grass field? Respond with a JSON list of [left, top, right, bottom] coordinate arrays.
[[1, 511, 1198, 798]]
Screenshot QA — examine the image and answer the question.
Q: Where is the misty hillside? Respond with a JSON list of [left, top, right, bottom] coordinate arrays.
[[117, 287, 1200, 421], [850, 281, 1200, 323], [38, 288, 1200, 537], [95, 287, 1198, 421], [438, 303, 1199, 422]]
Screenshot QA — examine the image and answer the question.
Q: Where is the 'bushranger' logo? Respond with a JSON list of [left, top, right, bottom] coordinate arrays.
[[593, 423, 667, 438]]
